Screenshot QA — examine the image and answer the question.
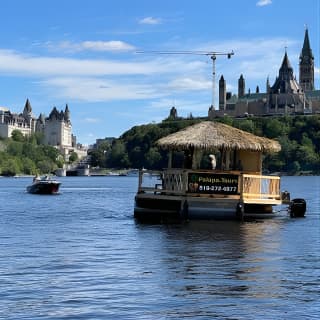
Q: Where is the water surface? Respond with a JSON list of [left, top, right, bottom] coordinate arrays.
[[0, 176, 319, 319]]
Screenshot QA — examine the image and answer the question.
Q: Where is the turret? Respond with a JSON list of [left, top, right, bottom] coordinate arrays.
[[64, 104, 70, 122], [219, 75, 226, 111], [238, 74, 245, 98], [266, 77, 270, 93], [22, 98, 32, 119]]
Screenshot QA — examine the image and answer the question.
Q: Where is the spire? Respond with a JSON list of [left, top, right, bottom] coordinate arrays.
[[266, 76, 270, 93], [301, 28, 313, 59], [299, 27, 315, 91], [38, 113, 45, 124], [64, 103, 70, 122], [270, 50, 301, 94], [24, 98, 32, 113], [280, 51, 293, 72], [22, 98, 33, 119]]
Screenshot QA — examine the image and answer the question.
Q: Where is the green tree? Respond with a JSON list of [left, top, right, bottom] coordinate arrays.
[[6, 141, 23, 156], [1, 158, 21, 176], [37, 159, 57, 174], [107, 140, 130, 168], [11, 130, 25, 142], [21, 157, 37, 175], [236, 119, 255, 133], [69, 151, 78, 163], [263, 118, 285, 139], [145, 147, 162, 168]]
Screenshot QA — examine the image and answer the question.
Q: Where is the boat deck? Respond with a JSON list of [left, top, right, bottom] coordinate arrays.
[[135, 169, 284, 221]]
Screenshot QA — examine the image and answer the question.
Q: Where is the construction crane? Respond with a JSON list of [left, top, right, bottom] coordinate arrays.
[[136, 50, 234, 109]]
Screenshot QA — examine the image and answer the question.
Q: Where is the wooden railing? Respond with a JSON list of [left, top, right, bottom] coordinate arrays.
[[138, 169, 281, 204], [240, 174, 281, 203], [138, 169, 187, 194]]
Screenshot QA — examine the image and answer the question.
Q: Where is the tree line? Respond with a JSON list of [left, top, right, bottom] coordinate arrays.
[[90, 115, 320, 174], [0, 130, 64, 176], [2, 115, 320, 176]]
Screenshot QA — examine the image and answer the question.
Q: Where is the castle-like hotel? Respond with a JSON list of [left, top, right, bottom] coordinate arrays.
[[208, 28, 320, 118], [0, 100, 76, 156]]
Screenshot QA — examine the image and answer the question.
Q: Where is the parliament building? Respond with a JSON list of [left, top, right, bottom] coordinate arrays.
[[208, 28, 320, 118]]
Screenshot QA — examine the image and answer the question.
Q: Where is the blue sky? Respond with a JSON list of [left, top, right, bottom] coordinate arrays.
[[0, 0, 319, 145]]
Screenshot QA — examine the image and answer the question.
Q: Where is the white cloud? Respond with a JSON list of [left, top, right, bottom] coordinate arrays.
[[168, 77, 211, 91], [0, 36, 305, 106], [40, 77, 167, 102], [57, 40, 136, 52], [256, 0, 272, 6], [84, 118, 101, 123], [139, 17, 162, 25], [0, 49, 167, 76]]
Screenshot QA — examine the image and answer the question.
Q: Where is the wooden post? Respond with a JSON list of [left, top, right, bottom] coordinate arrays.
[[168, 150, 173, 169], [225, 149, 230, 170], [258, 153, 262, 173], [138, 169, 143, 192]]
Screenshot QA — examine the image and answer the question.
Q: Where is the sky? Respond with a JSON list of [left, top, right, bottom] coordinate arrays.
[[0, 0, 319, 145]]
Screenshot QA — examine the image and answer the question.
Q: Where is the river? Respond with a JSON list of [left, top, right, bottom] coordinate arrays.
[[0, 175, 319, 319]]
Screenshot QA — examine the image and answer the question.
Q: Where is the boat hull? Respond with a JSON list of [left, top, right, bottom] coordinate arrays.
[[134, 193, 277, 222], [27, 181, 61, 194]]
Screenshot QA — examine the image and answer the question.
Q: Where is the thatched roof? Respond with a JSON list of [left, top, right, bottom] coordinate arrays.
[[156, 121, 281, 153]]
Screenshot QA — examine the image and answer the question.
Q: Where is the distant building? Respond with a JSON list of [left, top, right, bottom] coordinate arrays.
[[36, 105, 72, 148], [0, 99, 77, 156], [208, 28, 320, 118]]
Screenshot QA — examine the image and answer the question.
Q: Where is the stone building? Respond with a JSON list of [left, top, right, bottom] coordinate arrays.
[[0, 99, 74, 155], [209, 28, 320, 118], [0, 99, 36, 138], [36, 105, 72, 148]]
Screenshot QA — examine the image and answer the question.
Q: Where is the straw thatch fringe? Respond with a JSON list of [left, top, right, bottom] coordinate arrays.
[[156, 121, 281, 153]]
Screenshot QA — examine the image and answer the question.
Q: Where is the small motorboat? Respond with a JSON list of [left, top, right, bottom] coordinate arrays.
[[27, 176, 61, 194]]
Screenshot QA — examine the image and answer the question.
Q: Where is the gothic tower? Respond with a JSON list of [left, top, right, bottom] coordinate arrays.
[[64, 104, 71, 123], [238, 74, 245, 98], [22, 98, 32, 120], [270, 51, 300, 94], [219, 75, 226, 110], [266, 77, 270, 93], [299, 28, 314, 91], [22, 98, 36, 132]]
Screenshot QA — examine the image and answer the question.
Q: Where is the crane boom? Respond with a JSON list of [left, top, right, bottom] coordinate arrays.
[[136, 50, 234, 109]]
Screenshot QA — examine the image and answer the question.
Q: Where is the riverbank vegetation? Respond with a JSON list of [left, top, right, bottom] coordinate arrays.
[[2, 115, 320, 176], [0, 130, 63, 176], [91, 115, 320, 175]]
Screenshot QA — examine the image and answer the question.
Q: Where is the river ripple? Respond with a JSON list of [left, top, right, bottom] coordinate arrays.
[[0, 176, 319, 319]]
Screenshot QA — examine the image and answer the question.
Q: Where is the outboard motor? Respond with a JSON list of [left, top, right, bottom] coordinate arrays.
[[289, 198, 306, 218]]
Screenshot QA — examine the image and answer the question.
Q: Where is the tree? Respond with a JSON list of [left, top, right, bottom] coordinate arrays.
[[263, 118, 285, 139], [107, 140, 130, 168], [69, 152, 78, 163], [236, 119, 255, 133], [21, 157, 37, 175], [145, 147, 162, 169], [1, 158, 21, 176], [37, 159, 57, 174], [11, 130, 25, 142]]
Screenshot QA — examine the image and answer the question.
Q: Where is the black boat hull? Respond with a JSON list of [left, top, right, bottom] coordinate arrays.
[[27, 181, 61, 194]]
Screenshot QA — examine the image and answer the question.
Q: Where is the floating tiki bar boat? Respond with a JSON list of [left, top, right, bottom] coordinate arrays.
[[134, 121, 301, 222]]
